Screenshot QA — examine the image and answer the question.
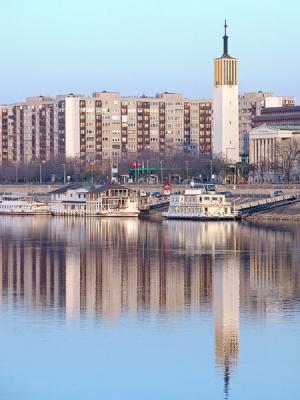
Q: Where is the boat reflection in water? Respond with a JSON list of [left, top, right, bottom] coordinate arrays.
[[0, 217, 300, 398]]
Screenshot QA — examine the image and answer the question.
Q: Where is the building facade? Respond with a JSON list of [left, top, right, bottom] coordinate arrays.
[[64, 91, 212, 162], [0, 92, 212, 165], [249, 125, 300, 183], [0, 96, 65, 164], [253, 105, 300, 128], [213, 22, 239, 162], [239, 92, 295, 162]]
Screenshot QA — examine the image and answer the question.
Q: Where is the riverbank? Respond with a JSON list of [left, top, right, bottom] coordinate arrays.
[[245, 202, 300, 221], [2, 182, 300, 195]]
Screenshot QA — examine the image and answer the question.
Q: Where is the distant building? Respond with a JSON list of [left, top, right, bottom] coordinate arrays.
[[239, 92, 295, 162], [65, 91, 212, 162], [213, 21, 239, 163], [249, 125, 300, 183], [0, 96, 65, 164], [253, 105, 300, 128], [0, 92, 212, 164]]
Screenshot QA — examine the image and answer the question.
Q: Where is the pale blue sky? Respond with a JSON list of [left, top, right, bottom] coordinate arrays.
[[0, 0, 299, 103]]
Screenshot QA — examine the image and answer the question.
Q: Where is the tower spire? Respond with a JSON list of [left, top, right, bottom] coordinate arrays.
[[223, 19, 229, 57]]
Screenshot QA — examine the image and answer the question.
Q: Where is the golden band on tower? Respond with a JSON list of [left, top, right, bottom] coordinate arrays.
[[214, 57, 238, 86]]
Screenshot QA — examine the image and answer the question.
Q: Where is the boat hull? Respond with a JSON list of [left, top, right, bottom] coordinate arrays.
[[0, 210, 50, 215], [163, 214, 239, 221]]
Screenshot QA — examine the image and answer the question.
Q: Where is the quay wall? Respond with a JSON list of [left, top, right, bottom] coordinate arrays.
[[1, 183, 300, 195]]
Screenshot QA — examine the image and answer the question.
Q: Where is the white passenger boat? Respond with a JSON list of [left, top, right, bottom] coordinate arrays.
[[163, 188, 238, 220], [49, 185, 140, 217], [0, 193, 50, 215]]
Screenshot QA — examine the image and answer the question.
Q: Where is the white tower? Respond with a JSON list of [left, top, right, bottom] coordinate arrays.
[[213, 21, 239, 162]]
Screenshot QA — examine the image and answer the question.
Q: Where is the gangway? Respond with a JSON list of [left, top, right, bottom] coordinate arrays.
[[236, 193, 300, 217], [139, 196, 170, 217]]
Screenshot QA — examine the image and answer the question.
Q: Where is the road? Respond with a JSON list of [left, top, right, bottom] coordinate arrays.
[[1, 183, 300, 196]]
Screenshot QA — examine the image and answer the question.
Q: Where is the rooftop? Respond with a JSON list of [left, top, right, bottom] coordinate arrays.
[[251, 124, 300, 132], [254, 114, 300, 122], [49, 185, 89, 195], [261, 105, 300, 114]]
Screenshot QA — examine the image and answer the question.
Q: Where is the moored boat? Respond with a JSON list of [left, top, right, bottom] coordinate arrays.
[[49, 185, 140, 217], [0, 193, 50, 215], [163, 188, 238, 220]]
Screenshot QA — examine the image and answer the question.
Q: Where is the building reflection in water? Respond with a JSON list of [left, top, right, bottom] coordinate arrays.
[[0, 217, 300, 397]]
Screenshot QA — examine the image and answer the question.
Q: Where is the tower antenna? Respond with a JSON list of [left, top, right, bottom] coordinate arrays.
[[223, 19, 229, 56]]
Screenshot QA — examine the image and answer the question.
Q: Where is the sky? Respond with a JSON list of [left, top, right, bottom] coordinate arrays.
[[0, 0, 299, 104]]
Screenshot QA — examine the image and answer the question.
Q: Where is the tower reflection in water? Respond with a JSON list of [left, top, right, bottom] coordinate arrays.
[[0, 217, 300, 397]]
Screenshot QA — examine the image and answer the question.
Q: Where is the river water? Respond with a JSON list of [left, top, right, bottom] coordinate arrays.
[[0, 216, 299, 399]]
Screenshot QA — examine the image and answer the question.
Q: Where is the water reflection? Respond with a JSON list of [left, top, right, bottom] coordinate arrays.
[[0, 217, 300, 398]]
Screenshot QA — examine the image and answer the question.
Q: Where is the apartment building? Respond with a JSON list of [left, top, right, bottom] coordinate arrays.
[[0, 92, 212, 165], [65, 91, 212, 162], [239, 92, 295, 161], [0, 96, 65, 164]]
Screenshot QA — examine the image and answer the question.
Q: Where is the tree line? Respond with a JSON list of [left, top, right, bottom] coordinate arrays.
[[0, 152, 249, 184]]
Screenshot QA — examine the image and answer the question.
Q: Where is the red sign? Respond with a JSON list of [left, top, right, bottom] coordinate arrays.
[[130, 162, 142, 168], [163, 180, 171, 192]]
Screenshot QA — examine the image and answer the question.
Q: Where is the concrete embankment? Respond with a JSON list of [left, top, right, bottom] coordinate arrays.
[[245, 202, 300, 221], [0, 184, 63, 194], [2, 183, 300, 195]]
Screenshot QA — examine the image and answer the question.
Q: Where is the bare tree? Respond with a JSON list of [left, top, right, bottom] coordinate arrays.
[[211, 153, 226, 183], [256, 160, 270, 183], [275, 138, 300, 183]]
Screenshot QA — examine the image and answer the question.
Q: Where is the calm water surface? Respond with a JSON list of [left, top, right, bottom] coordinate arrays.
[[0, 216, 299, 399]]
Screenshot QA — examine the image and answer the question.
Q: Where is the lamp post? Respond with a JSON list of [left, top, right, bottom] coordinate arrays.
[[234, 163, 238, 185], [14, 164, 18, 184], [39, 163, 42, 184], [209, 159, 213, 182], [146, 159, 149, 184], [185, 160, 189, 183], [160, 160, 163, 184], [62, 163, 66, 184]]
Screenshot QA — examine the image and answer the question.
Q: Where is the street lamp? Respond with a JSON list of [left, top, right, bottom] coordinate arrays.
[[62, 163, 66, 184], [39, 164, 42, 184], [233, 162, 238, 185], [209, 159, 213, 182], [13, 164, 18, 184], [185, 160, 189, 183], [33, 161, 44, 184], [160, 160, 163, 184], [146, 159, 149, 184]]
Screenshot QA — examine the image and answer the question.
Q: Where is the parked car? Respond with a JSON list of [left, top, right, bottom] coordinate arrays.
[[217, 191, 233, 197], [150, 192, 162, 198], [269, 190, 284, 197]]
